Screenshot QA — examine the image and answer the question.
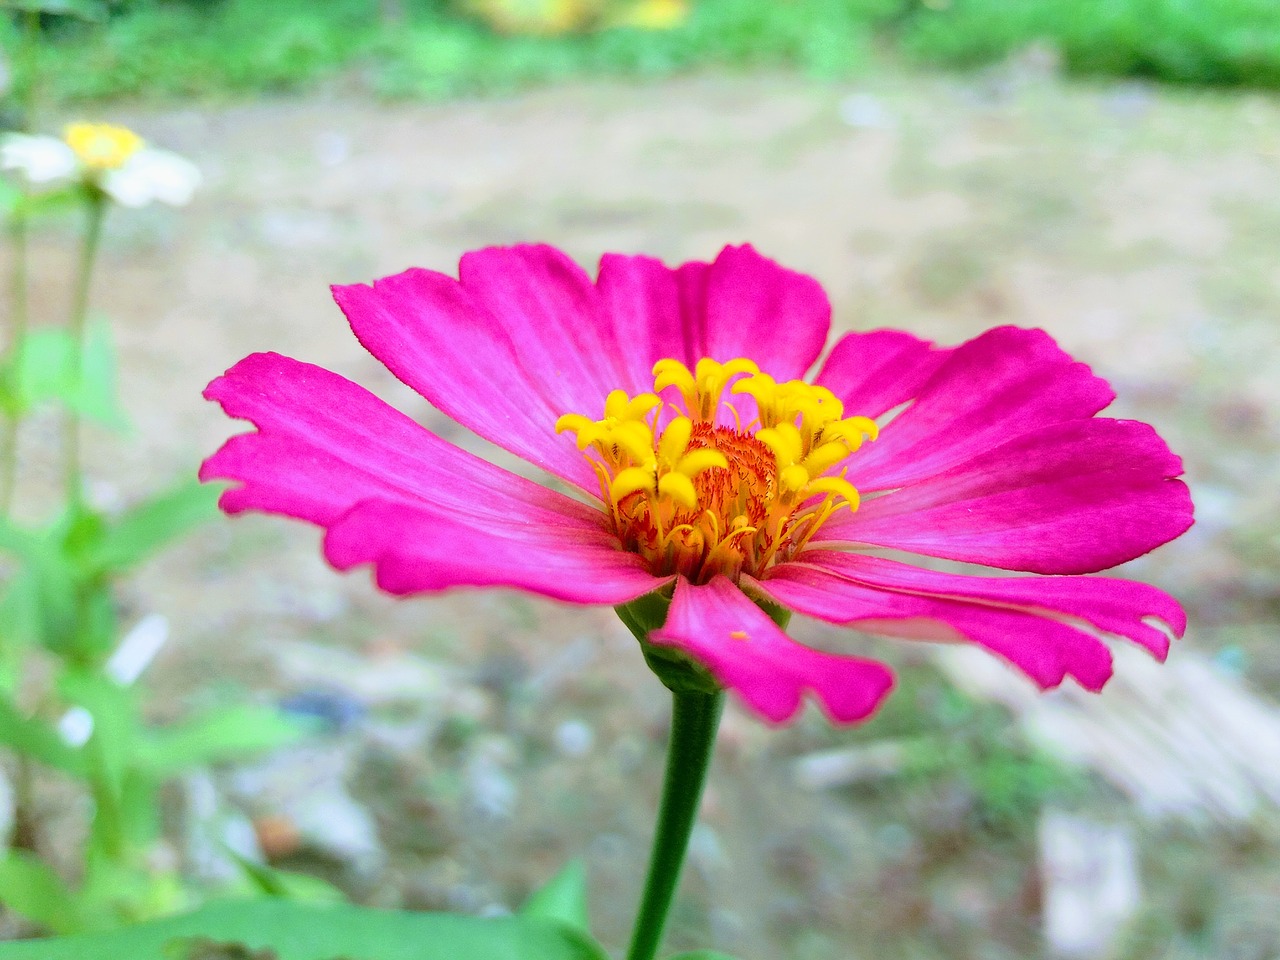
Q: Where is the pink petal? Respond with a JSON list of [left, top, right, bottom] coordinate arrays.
[[791, 551, 1183, 659], [323, 500, 661, 604], [333, 246, 609, 492], [649, 577, 894, 725], [203, 352, 580, 523], [815, 329, 950, 419], [201, 352, 662, 605], [760, 572, 1105, 692], [697, 245, 831, 381], [760, 555, 1175, 691], [598, 245, 832, 381], [333, 245, 834, 494], [596, 251, 687, 388], [458, 245, 642, 396], [847, 326, 1116, 491], [824, 418, 1194, 575]]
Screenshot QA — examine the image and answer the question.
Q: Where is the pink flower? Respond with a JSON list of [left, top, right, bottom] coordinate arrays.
[[201, 245, 1193, 726]]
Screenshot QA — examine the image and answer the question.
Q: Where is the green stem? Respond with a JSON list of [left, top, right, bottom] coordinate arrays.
[[626, 688, 724, 960], [0, 211, 30, 515], [4, 11, 50, 856], [18, 10, 41, 131], [0, 12, 40, 517], [64, 192, 106, 510], [10, 755, 39, 853]]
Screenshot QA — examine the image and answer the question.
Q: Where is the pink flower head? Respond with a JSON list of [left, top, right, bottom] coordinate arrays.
[[201, 245, 1193, 726]]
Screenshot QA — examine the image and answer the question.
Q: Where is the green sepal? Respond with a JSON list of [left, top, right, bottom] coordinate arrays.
[[616, 584, 717, 696], [750, 591, 791, 631], [613, 583, 674, 641], [615, 583, 791, 696]]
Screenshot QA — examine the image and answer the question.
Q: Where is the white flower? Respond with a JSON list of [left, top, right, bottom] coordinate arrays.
[[0, 133, 78, 187], [100, 147, 201, 208], [0, 122, 200, 208]]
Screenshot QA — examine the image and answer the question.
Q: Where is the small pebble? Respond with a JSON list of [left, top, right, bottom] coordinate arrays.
[[553, 719, 595, 757]]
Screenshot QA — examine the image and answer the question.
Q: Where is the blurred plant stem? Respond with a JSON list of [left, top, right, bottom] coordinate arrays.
[[625, 688, 723, 960], [18, 10, 42, 129], [0, 11, 43, 516], [1, 201, 31, 515], [64, 191, 106, 510], [11, 755, 39, 853]]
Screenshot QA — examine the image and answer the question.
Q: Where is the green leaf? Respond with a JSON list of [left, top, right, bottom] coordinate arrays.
[[75, 320, 128, 430], [0, 698, 85, 776], [12, 328, 75, 417], [18, 186, 83, 219], [665, 953, 742, 960], [3, 186, 83, 224], [0, 559, 43, 661], [13, 322, 127, 429], [226, 852, 344, 904], [0, 852, 92, 934], [137, 705, 308, 777], [0, 900, 613, 960], [77, 850, 188, 929], [520, 860, 590, 935], [59, 669, 138, 801], [0, 178, 22, 221], [0, 365, 18, 421], [88, 480, 223, 574], [0, 516, 80, 654]]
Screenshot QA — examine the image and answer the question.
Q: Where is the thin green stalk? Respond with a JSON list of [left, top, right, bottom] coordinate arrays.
[[0, 211, 30, 515], [18, 9, 41, 131], [626, 688, 724, 960], [64, 192, 107, 509], [0, 12, 42, 516]]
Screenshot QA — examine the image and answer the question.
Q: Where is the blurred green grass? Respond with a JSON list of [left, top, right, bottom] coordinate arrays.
[[902, 0, 1280, 87], [8, 0, 1280, 103]]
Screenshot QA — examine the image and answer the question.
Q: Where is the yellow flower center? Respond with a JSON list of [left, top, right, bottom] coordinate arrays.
[[557, 358, 878, 584], [63, 122, 143, 172]]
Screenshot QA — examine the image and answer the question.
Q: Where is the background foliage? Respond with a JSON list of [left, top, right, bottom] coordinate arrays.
[[9, 0, 1280, 103]]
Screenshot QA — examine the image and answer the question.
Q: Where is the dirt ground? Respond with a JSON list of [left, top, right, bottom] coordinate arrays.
[[11, 65, 1280, 958]]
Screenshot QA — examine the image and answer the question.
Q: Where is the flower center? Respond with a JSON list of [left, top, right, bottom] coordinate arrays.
[[557, 357, 878, 584], [63, 122, 143, 172]]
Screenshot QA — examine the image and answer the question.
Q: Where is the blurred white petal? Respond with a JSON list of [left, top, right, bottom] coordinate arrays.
[[102, 147, 201, 207], [0, 133, 77, 185]]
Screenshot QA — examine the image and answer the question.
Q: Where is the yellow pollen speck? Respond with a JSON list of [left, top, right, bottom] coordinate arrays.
[[558, 356, 876, 584], [64, 122, 143, 172], [729, 630, 749, 641]]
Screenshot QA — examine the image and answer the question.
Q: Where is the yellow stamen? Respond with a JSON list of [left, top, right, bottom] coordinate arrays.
[[64, 122, 143, 171], [654, 357, 758, 421], [560, 355, 876, 583], [611, 467, 656, 501], [658, 472, 698, 509], [804, 475, 861, 512]]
